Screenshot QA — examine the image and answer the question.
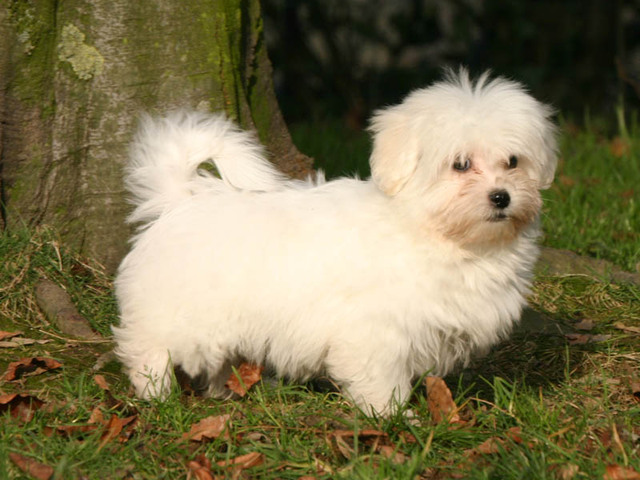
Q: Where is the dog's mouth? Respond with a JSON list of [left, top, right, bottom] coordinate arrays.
[[487, 212, 508, 222]]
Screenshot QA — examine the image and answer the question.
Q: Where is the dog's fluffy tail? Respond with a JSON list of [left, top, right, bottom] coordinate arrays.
[[125, 111, 287, 224]]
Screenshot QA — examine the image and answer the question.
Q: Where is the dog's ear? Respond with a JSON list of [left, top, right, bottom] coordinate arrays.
[[535, 119, 558, 190], [368, 109, 418, 196]]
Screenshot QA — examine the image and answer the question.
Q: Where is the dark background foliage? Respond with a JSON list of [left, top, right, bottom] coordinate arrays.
[[263, 0, 639, 128]]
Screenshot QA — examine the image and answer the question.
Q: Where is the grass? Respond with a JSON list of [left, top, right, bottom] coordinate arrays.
[[1, 119, 639, 479]]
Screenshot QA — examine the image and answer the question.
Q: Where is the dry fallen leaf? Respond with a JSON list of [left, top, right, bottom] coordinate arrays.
[[425, 376, 461, 424], [0, 337, 52, 348], [609, 137, 631, 158], [93, 374, 110, 391], [98, 414, 138, 450], [565, 333, 611, 345], [216, 451, 264, 470], [555, 463, 580, 480], [559, 175, 576, 187], [225, 363, 264, 397], [0, 330, 22, 341], [46, 411, 137, 447], [0, 393, 45, 423], [378, 445, 408, 464], [466, 427, 526, 457], [613, 322, 640, 335], [9, 452, 54, 480], [604, 464, 640, 480], [331, 431, 356, 459], [188, 454, 214, 480], [44, 423, 98, 438], [332, 429, 388, 439], [3, 357, 62, 381], [182, 414, 231, 442], [475, 436, 504, 455], [573, 319, 596, 331], [329, 429, 404, 462], [88, 406, 105, 425]]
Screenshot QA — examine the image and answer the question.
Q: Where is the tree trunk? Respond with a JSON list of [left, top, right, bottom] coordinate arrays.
[[0, 0, 311, 272]]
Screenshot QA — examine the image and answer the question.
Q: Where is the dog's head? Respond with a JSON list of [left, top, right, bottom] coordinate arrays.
[[368, 68, 557, 246]]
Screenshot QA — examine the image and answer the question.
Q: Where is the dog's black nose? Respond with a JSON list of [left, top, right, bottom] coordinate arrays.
[[489, 189, 510, 209]]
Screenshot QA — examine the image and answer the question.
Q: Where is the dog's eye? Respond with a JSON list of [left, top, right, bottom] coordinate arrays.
[[508, 155, 518, 169], [453, 156, 471, 172]]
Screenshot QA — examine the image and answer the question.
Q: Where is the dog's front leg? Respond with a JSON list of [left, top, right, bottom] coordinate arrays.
[[326, 342, 412, 416]]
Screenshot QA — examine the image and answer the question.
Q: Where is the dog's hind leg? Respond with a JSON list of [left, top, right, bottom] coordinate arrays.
[[122, 349, 174, 400]]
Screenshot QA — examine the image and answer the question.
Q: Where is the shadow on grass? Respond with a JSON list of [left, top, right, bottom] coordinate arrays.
[[451, 308, 581, 399]]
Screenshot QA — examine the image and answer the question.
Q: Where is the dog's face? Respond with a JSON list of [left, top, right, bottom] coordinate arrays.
[[368, 70, 557, 247]]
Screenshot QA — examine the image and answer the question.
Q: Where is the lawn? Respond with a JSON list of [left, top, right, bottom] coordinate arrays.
[[1, 119, 639, 479]]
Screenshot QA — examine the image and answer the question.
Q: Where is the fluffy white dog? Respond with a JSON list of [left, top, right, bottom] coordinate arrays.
[[113, 69, 557, 415]]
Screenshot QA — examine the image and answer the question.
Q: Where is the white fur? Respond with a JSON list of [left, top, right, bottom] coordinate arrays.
[[113, 69, 557, 415]]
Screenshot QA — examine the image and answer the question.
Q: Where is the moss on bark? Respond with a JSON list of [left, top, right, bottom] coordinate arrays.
[[1, 0, 311, 271]]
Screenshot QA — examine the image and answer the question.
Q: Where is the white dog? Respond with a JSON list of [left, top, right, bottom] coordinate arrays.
[[113, 69, 557, 415]]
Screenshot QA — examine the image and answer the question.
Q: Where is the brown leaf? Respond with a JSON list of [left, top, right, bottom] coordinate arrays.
[[425, 377, 461, 424], [188, 454, 215, 480], [330, 429, 396, 461], [555, 463, 580, 480], [98, 414, 138, 449], [93, 374, 110, 391], [182, 414, 231, 442], [604, 465, 640, 480], [475, 436, 504, 455], [46, 423, 98, 438], [332, 431, 356, 459], [0, 330, 22, 341], [9, 452, 54, 480], [565, 333, 611, 345], [46, 406, 133, 441], [573, 319, 596, 331], [0, 393, 45, 423], [88, 406, 106, 425], [621, 189, 636, 200], [398, 431, 418, 445], [467, 427, 525, 457], [216, 451, 264, 470], [613, 322, 640, 335], [505, 426, 524, 444], [559, 175, 576, 187], [609, 137, 631, 158], [332, 429, 388, 439], [225, 363, 263, 397], [378, 445, 408, 464], [0, 337, 52, 348], [596, 428, 613, 449], [3, 357, 62, 381]]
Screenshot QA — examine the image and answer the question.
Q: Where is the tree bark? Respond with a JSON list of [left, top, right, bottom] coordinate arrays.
[[0, 0, 311, 272]]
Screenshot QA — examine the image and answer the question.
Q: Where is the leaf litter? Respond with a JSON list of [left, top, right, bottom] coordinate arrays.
[[0, 392, 45, 422], [425, 376, 464, 424], [9, 452, 54, 480], [0, 330, 22, 341], [3, 357, 62, 381], [183, 414, 231, 442], [225, 363, 264, 397]]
